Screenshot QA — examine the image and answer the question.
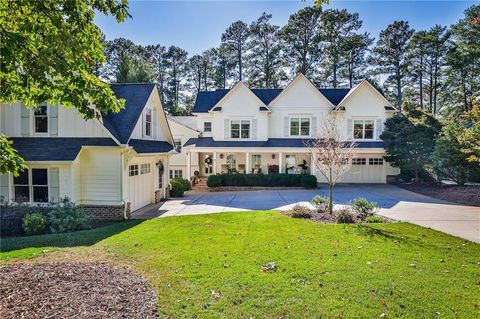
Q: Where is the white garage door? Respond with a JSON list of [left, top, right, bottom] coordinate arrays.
[[341, 157, 386, 183], [128, 162, 154, 211]]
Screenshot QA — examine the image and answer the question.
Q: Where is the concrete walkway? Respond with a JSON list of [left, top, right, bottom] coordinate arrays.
[[131, 184, 480, 243]]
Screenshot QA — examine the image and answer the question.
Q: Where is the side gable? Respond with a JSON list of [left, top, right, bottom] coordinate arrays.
[[268, 73, 335, 108]]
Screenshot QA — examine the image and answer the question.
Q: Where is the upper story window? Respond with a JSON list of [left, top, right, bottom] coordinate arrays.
[[353, 120, 374, 140], [290, 117, 310, 137], [13, 168, 49, 203], [34, 104, 48, 134], [174, 138, 182, 152], [231, 120, 250, 139], [144, 109, 152, 137], [204, 122, 212, 132]]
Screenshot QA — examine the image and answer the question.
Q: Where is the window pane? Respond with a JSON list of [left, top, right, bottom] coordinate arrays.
[[204, 122, 212, 132], [300, 118, 310, 136], [35, 116, 48, 133], [364, 121, 374, 139], [14, 186, 30, 203], [32, 169, 48, 185], [290, 118, 299, 136], [33, 186, 49, 202], [14, 170, 29, 185], [353, 120, 364, 139], [231, 121, 239, 129], [34, 105, 47, 115], [286, 155, 296, 167], [231, 129, 240, 138]]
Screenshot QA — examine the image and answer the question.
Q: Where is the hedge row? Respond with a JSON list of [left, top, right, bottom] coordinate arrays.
[[207, 173, 317, 189]]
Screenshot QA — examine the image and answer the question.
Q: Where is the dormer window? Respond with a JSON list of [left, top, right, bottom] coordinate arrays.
[[34, 104, 48, 134], [144, 108, 152, 137]]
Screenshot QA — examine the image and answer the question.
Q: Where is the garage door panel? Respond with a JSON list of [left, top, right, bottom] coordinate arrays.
[[315, 156, 386, 184], [128, 161, 154, 211]]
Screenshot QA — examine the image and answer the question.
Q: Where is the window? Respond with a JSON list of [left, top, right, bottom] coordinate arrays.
[[252, 154, 262, 169], [227, 154, 236, 170], [290, 117, 310, 137], [144, 109, 152, 137], [204, 122, 212, 132], [34, 104, 48, 134], [174, 139, 182, 152], [140, 163, 151, 174], [352, 158, 366, 165], [169, 170, 183, 179], [13, 169, 49, 203], [230, 120, 250, 139], [129, 164, 139, 176], [286, 154, 296, 172], [353, 120, 375, 139], [369, 158, 384, 165]]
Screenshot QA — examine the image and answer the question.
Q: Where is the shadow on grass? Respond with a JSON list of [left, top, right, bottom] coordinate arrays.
[[1, 220, 144, 253], [352, 224, 411, 244]]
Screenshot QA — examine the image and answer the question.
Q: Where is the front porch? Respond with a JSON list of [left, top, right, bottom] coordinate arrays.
[[186, 150, 315, 179]]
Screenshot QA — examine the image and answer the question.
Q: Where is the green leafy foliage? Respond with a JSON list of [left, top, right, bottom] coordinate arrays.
[[207, 173, 316, 188], [48, 201, 90, 233], [22, 213, 47, 235], [170, 178, 191, 197], [0, 135, 27, 176], [351, 197, 378, 219], [311, 195, 330, 213], [364, 215, 385, 223]]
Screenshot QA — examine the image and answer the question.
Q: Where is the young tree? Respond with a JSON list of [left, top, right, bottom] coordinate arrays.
[[370, 21, 414, 111], [163, 46, 189, 114], [280, 7, 321, 79], [247, 13, 287, 88], [221, 21, 250, 82], [381, 109, 442, 182], [307, 116, 357, 214], [319, 9, 363, 88]]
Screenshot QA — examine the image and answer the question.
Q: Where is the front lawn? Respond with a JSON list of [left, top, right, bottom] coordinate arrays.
[[1, 211, 479, 318]]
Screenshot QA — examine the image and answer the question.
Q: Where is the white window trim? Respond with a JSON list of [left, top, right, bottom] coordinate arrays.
[[32, 104, 49, 136], [12, 168, 50, 204], [230, 119, 252, 140], [289, 116, 311, 137], [144, 108, 153, 138], [169, 169, 183, 179], [352, 119, 375, 141], [204, 122, 212, 133]]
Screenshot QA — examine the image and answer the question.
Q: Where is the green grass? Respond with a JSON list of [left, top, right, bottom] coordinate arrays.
[[2, 211, 479, 318]]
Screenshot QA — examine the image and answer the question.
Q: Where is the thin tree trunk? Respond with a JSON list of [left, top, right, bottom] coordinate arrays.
[[396, 69, 402, 113], [433, 62, 439, 116], [238, 48, 242, 82], [419, 55, 423, 110], [329, 168, 333, 214]]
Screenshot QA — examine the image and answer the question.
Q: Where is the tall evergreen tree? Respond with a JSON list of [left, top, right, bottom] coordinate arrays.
[[341, 33, 373, 88], [144, 44, 168, 103], [407, 31, 429, 110], [211, 45, 233, 89], [101, 38, 146, 82], [280, 7, 321, 78], [247, 13, 287, 88], [221, 21, 250, 82], [163, 46, 188, 114], [370, 21, 414, 111], [319, 9, 363, 88]]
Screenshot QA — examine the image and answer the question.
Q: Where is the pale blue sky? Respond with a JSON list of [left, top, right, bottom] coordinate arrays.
[[95, 0, 478, 54]]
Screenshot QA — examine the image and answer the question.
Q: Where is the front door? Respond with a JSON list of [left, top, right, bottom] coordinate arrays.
[[203, 154, 213, 176]]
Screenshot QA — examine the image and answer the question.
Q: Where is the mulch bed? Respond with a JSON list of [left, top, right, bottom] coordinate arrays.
[[0, 262, 158, 319], [397, 183, 480, 207]]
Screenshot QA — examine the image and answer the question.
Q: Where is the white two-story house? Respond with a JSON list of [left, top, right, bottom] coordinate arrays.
[[0, 83, 175, 219], [170, 73, 400, 184]]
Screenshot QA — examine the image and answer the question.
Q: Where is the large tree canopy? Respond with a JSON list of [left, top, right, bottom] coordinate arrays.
[[0, 0, 129, 119]]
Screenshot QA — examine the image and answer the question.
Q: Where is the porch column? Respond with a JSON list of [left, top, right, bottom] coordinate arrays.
[[279, 152, 284, 173], [213, 152, 218, 174], [310, 151, 316, 176], [186, 151, 191, 179], [245, 152, 250, 174]]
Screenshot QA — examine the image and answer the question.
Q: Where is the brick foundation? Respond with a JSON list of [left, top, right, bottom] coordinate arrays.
[[79, 205, 126, 221]]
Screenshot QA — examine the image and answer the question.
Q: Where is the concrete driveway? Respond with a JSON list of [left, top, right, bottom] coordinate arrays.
[[134, 184, 480, 243]]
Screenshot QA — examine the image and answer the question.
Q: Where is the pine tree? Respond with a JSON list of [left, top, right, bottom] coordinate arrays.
[[247, 13, 287, 88], [145, 44, 168, 103], [280, 7, 321, 78], [221, 21, 250, 82], [370, 21, 414, 111], [341, 33, 373, 88], [164, 46, 188, 114]]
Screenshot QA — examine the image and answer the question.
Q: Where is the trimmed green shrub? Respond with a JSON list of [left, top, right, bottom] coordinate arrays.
[[311, 195, 329, 213], [364, 215, 385, 223], [286, 204, 313, 219], [170, 178, 190, 197], [22, 213, 47, 235], [207, 175, 222, 187], [336, 209, 356, 224], [207, 173, 316, 188], [351, 197, 377, 219], [301, 175, 317, 189], [48, 201, 90, 233]]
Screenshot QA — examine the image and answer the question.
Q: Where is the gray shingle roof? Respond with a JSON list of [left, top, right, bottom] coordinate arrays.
[[128, 139, 173, 154], [102, 83, 156, 144], [11, 138, 118, 161], [184, 137, 384, 149]]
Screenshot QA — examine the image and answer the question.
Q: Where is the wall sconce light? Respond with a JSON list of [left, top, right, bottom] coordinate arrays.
[[271, 153, 276, 159], [219, 153, 224, 159]]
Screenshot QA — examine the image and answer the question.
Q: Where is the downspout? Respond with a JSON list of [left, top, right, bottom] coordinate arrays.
[[121, 146, 133, 220]]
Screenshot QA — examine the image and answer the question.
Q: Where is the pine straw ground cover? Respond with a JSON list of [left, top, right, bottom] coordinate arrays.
[[0, 262, 157, 319], [1, 212, 480, 318]]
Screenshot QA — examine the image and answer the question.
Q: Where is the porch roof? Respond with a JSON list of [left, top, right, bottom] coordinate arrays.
[[129, 139, 174, 154], [184, 137, 384, 149]]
